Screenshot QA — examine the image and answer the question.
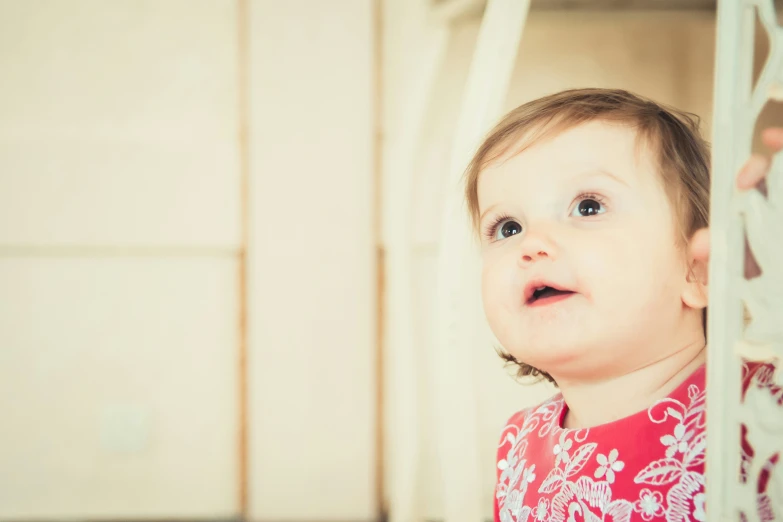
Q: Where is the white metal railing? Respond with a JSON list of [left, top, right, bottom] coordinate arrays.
[[707, 1, 783, 521]]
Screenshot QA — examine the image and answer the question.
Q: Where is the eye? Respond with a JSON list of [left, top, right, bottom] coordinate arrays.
[[491, 218, 523, 241], [570, 194, 606, 217]]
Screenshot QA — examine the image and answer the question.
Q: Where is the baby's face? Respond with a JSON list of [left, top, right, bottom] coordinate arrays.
[[477, 120, 694, 381]]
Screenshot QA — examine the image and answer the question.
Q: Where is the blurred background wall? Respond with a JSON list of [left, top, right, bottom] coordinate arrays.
[[0, 0, 243, 518], [1, 1, 769, 521], [0, 1, 375, 520]]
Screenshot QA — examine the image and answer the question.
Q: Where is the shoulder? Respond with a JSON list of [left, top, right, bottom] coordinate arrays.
[[497, 392, 564, 449], [495, 393, 565, 502]]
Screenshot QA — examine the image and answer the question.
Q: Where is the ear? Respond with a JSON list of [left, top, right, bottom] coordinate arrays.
[[682, 252, 708, 310]]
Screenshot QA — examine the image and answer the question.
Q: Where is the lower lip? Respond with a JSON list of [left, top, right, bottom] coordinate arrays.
[[528, 292, 575, 307]]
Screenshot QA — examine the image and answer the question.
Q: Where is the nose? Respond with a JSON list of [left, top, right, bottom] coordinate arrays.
[[521, 250, 549, 263], [518, 229, 556, 266]]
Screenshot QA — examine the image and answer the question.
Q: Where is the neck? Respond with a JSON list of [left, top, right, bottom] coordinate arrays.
[[556, 339, 706, 429]]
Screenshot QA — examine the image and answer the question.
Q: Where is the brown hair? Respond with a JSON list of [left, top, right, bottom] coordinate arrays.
[[465, 88, 711, 385]]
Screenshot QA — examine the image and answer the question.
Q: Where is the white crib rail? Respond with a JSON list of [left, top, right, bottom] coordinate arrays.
[[431, 1, 530, 522], [707, 1, 783, 521]]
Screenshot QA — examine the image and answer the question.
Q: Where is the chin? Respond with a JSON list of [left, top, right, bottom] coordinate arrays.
[[507, 335, 591, 371]]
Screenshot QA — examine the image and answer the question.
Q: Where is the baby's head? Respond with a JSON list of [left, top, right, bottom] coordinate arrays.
[[466, 88, 710, 386]]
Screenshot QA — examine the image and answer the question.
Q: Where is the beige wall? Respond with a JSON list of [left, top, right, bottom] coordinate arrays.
[[0, 1, 241, 519], [246, 0, 377, 520], [0, 1, 378, 520]]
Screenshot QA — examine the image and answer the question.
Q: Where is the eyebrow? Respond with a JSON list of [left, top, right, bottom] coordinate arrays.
[[477, 168, 629, 224], [574, 168, 630, 187], [479, 204, 499, 224]]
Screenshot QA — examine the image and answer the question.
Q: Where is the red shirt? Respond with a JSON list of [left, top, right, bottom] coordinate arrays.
[[494, 362, 781, 522]]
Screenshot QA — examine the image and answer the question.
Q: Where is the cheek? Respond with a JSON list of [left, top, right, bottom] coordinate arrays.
[[481, 250, 520, 316], [480, 256, 502, 313], [571, 234, 635, 297], [579, 226, 685, 309], [481, 257, 523, 350]]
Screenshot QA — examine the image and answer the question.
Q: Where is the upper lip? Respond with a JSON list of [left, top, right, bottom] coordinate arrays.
[[523, 279, 575, 304]]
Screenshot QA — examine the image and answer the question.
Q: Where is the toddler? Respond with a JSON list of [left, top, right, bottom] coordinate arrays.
[[465, 88, 780, 522]]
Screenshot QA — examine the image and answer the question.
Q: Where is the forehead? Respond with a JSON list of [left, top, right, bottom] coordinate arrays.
[[477, 120, 657, 207]]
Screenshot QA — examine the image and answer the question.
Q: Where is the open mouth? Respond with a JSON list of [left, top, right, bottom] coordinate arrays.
[[527, 285, 576, 306]]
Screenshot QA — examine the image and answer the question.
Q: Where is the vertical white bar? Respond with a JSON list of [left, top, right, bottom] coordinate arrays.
[[382, 8, 450, 521], [432, 1, 530, 521], [707, 1, 755, 520]]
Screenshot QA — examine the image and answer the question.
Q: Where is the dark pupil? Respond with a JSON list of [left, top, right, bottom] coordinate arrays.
[[501, 221, 522, 237], [578, 199, 601, 216]]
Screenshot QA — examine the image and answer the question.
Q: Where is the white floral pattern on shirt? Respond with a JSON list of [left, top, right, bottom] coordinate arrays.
[[632, 382, 706, 522], [595, 449, 625, 484], [496, 363, 781, 522], [634, 489, 665, 521], [497, 372, 706, 522]]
